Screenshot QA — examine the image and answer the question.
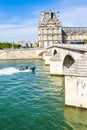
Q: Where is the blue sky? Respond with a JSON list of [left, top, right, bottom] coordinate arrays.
[[0, 0, 87, 43]]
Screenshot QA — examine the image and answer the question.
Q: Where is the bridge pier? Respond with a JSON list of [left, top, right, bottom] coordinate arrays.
[[65, 76, 87, 109], [44, 55, 52, 65], [43, 49, 53, 65], [50, 60, 64, 75], [65, 52, 87, 109]]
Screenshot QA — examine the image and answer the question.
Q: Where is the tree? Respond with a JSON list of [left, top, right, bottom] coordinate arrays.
[[0, 42, 20, 49], [36, 42, 39, 47], [83, 39, 87, 44]]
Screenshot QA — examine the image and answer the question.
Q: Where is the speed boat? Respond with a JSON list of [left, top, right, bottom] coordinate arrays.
[[19, 65, 36, 72]]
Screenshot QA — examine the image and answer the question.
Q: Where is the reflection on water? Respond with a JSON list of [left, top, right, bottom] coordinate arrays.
[[64, 107, 87, 130], [50, 75, 64, 87]]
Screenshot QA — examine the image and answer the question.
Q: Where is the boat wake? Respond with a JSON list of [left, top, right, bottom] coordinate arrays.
[[0, 67, 32, 75]]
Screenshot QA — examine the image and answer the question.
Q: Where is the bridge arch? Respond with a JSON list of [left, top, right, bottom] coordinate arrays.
[[63, 54, 75, 70], [38, 50, 46, 56]]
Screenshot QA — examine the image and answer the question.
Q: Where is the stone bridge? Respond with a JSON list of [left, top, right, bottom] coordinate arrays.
[[43, 44, 87, 75], [43, 44, 87, 109]]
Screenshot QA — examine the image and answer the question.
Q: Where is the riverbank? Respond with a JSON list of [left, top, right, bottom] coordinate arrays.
[[0, 48, 45, 60]]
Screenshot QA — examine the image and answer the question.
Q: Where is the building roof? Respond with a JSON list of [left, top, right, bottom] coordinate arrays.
[[63, 27, 87, 35], [39, 11, 61, 26]]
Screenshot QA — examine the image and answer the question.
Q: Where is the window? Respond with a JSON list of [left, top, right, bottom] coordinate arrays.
[[42, 29, 44, 34], [47, 29, 49, 33]]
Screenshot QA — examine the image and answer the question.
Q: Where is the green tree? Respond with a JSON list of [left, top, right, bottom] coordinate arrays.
[[83, 39, 87, 44], [36, 42, 39, 47], [0, 42, 20, 49]]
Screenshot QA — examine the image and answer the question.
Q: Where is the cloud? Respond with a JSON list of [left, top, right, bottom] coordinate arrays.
[[0, 17, 38, 42], [60, 6, 87, 27], [40, 0, 87, 27]]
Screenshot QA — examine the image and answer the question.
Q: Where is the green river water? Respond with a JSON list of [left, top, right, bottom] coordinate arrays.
[[0, 60, 87, 130]]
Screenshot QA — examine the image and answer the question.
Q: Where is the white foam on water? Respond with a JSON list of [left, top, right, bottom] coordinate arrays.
[[0, 67, 19, 75], [19, 69, 32, 73], [0, 67, 32, 75]]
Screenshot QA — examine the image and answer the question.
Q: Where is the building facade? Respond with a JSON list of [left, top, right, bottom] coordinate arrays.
[[38, 11, 62, 48], [38, 11, 87, 48]]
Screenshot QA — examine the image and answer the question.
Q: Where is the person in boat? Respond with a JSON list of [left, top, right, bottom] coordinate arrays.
[[19, 65, 36, 71], [19, 66, 25, 71], [26, 66, 29, 69]]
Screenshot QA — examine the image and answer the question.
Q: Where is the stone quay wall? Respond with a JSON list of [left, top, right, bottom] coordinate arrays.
[[0, 48, 44, 60]]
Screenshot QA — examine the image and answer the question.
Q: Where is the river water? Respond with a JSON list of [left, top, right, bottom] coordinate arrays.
[[0, 60, 87, 130]]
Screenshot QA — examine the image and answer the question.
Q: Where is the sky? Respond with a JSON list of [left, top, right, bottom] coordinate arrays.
[[0, 0, 87, 43]]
